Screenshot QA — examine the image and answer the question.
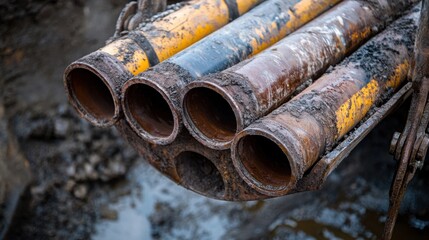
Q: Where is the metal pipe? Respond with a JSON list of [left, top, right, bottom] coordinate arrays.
[[64, 0, 261, 127], [231, 8, 420, 196], [122, 0, 341, 144], [183, 0, 418, 149], [115, 119, 266, 201]]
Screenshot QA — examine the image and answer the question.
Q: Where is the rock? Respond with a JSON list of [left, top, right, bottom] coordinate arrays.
[[30, 184, 47, 196], [73, 184, 88, 199], [66, 165, 76, 177], [84, 163, 93, 176], [54, 118, 70, 138], [89, 154, 102, 165], [64, 180, 76, 192], [100, 205, 118, 220]]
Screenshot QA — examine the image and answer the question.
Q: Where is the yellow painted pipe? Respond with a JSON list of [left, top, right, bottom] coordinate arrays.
[[64, 0, 262, 127]]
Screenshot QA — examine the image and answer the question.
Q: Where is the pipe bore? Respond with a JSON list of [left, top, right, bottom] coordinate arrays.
[[235, 134, 293, 190], [183, 87, 237, 146], [175, 151, 225, 197], [66, 68, 116, 125], [124, 83, 175, 139]]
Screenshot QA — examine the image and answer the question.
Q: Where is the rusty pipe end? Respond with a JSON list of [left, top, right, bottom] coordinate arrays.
[[182, 81, 245, 150], [122, 77, 180, 145], [174, 151, 226, 199], [231, 124, 302, 196], [64, 52, 130, 127]]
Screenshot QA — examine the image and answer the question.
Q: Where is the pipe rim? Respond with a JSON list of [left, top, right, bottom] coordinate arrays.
[[122, 77, 180, 145], [182, 81, 244, 150], [64, 62, 120, 127], [231, 127, 299, 196]]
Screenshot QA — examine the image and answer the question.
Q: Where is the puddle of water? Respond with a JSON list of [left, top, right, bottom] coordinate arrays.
[[93, 161, 241, 240]]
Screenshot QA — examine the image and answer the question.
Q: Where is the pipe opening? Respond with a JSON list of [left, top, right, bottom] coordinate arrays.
[[237, 135, 292, 187], [184, 87, 237, 142], [175, 151, 225, 197], [68, 68, 115, 121], [125, 84, 174, 138]]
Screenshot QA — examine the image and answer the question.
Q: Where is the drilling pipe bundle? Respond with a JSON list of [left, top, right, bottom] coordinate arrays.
[[65, 0, 420, 202]]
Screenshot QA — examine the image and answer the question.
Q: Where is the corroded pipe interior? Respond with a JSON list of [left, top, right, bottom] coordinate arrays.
[[184, 87, 237, 142], [68, 68, 115, 121], [125, 83, 174, 138], [175, 151, 225, 197], [236, 135, 292, 187]]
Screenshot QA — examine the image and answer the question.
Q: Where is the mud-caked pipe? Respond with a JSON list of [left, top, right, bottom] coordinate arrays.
[[115, 119, 266, 201], [64, 0, 261, 127], [231, 8, 419, 196], [183, 0, 418, 149], [122, 0, 341, 144]]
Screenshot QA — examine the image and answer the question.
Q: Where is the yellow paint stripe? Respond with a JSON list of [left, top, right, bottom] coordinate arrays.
[[100, 39, 150, 75], [385, 61, 409, 89], [286, 0, 341, 30], [100, 39, 129, 62], [336, 79, 379, 138], [149, 0, 231, 62], [350, 27, 372, 48], [125, 50, 150, 75], [249, 0, 341, 57], [237, 0, 261, 15], [335, 61, 410, 138]]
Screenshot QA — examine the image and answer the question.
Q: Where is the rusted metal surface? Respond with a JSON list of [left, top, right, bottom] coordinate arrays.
[[384, 1, 429, 238], [114, 119, 265, 201], [64, 0, 261, 127], [295, 83, 413, 193], [182, 0, 419, 150], [122, 0, 341, 145], [231, 9, 419, 197]]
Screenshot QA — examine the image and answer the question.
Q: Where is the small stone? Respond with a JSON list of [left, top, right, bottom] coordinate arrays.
[[88, 171, 99, 180], [73, 184, 88, 199], [84, 163, 93, 175], [76, 133, 91, 143], [75, 155, 84, 164], [100, 205, 118, 220], [54, 118, 70, 138], [31, 185, 46, 196], [74, 168, 87, 181], [89, 154, 102, 165], [57, 104, 69, 116], [64, 180, 76, 192], [66, 165, 76, 176], [108, 160, 126, 176]]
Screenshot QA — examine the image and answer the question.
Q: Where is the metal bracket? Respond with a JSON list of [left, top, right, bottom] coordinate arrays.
[[382, 1, 429, 238], [112, 0, 167, 39]]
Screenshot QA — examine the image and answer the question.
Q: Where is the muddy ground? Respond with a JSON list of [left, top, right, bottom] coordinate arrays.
[[0, 0, 428, 239]]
